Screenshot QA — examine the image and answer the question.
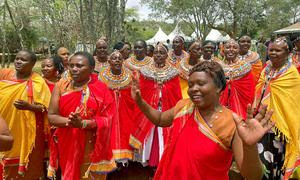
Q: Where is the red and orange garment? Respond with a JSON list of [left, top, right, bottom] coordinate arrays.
[[219, 60, 255, 119], [98, 67, 135, 162], [154, 99, 236, 180], [239, 50, 263, 83], [47, 74, 116, 180], [0, 69, 50, 178], [292, 51, 300, 73], [129, 62, 182, 166]]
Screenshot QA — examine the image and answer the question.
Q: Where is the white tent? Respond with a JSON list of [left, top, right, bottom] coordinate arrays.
[[205, 29, 223, 42], [168, 24, 191, 42], [218, 34, 231, 42], [191, 30, 202, 40], [146, 27, 169, 45]]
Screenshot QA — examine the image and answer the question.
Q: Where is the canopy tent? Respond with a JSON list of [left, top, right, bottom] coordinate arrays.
[[191, 30, 202, 40], [146, 27, 169, 45], [274, 22, 300, 34], [205, 29, 230, 42], [167, 24, 191, 42]]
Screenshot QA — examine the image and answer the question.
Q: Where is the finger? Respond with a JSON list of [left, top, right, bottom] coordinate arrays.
[[254, 104, 268, 122], [246, 104, 253, 120], [232, 113, 244, 127], [261, 110, 273, 126], [264, 120, 275, 132]]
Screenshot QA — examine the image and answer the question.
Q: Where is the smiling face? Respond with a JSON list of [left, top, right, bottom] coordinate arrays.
[[41, 58, 57, 80], [202, 43, 215, 59], [188, 71, 220, 109], [109, 52, 124, 71], [238, 36, 251, 55], [96, 41, 108, 59], [189, 43, 202, 60], [268, 42, 289, 69], [68, 55, 92, 83], [224, 42, 240, 62], [153, 46, 168, 66], [14, 51, 35, 74]]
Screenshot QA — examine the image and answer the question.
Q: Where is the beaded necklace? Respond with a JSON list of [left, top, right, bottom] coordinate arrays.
[[94, 60, 109, 73], [140, 61, 178, 84], [238, 50, 260, 65], [125, 56, 152, 70], [99, 67, 132, 90], [168, 50, 189, 65], [178, 57, 198, 80], [222, 59, 252, 80]]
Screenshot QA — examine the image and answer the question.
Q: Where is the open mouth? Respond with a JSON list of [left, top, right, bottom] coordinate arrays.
[[191, 95, 203, 103]]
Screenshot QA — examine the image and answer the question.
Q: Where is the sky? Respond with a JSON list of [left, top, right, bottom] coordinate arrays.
[[126, 0, 151, 20]]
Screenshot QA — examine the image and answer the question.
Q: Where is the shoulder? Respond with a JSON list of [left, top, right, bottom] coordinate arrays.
[[0, 69, 14, 80]]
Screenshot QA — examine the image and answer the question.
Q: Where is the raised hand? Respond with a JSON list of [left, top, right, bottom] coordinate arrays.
[[233, 104, 275, 146], [131, 70, 142, 102]]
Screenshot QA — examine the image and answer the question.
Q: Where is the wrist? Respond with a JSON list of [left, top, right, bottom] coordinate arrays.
[[81, 120, 88, 129]]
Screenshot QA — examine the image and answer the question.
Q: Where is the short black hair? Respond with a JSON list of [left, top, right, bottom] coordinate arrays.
[[20, 50, 37, 64], [48, 55, 65, 74], [72, 51, 95, 68], [134, 40, 147, 48], [113, 42, 125, 50], [203, 40, 216, 48], [189, 61, 226, 92], [147, 45, 154, 51]]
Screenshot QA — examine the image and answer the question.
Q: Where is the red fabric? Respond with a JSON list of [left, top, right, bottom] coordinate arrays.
[[109, 87, 135, 160], [131, 75, 182, 162], [52, 74, 115, 180], [45, 81, 55, 93], [220, 72, 255, 119], [148, 126, 159, 167], [154, 111, 233, 180]]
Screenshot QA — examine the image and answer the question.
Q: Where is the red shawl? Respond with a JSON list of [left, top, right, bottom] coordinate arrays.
[[154, 99, 235, 180], [130, 74, 182, 156], [220, 72, 255, 119], [49, 74, 116, 180]]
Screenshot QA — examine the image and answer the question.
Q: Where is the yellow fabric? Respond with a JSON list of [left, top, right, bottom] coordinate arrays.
[[179, 77, 189, 99], [0, 72, 50, 167], [255, 65, 300, 175]]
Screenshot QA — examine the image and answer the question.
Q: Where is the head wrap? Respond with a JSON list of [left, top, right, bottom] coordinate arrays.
[[155, 42, 168, 52], [273, 37, 289, 50], [189, 40, 202, 51], [174, 35, 185, 43]]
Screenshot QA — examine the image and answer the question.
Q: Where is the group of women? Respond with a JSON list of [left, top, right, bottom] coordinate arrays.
[[0, 34, 299, 180]]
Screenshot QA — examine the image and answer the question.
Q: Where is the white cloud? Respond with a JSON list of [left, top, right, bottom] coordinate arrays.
[[126, 0, 151, 20]]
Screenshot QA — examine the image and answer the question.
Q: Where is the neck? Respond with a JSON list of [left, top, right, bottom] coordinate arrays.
[[174, 49, 182, 56], [136, 55, 145, 61], [239, 50, 248, 56], [272, 60, 287, 70], [97, 56, 107, 62], [226, 58, 238, 64], [155, 62, 165, 68], [73, 77, 90, 88], [45, 76, 58, 82], [16, 71, 32, 80], [189, 56, 199, 66], [111, 67, 122, 75], [198, 102, 222, 120]]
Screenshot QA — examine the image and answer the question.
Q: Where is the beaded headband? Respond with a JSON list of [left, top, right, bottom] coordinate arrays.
[[225, 39, 239, 46], [189, 40, 202, 51], [174, 35, 184, 43], [155, 42, 168, 52], [274, 37, 288, 50]]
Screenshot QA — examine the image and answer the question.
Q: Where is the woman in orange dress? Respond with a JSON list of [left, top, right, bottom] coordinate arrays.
[[238, 35, 263, 83], [131, 60, 274, 180], [48, 52, 116, 180]]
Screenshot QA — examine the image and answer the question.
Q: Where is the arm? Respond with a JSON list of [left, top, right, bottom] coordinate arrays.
[[131, 71, 175, 127], [0, 116, 13, 151], [48, 84, 70, 127], [232, 104, 274, 180], [13, 100, 45, 112]]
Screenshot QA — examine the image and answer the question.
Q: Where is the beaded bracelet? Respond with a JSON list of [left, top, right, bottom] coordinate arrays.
[[82, 120, 88, 129]]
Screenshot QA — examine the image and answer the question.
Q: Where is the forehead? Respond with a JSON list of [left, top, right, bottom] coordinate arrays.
[[269, 42, 287, 50], [203, 43, 214, 47], [110, 52, 123, 58], [42, 58, 53, 64], [189, 71, 212, 82], [134, 41, 145, 47], [191, 43, 202, 49], [57, 48, 69, 54], [239, 36, 251, 41], [96, 41, 107, 47], [69, 55, 89, 65], [224, 42, 239, 48], [154, 46, 167, 53], [173, 37, 183, 43], [16, 51, 32, 61]]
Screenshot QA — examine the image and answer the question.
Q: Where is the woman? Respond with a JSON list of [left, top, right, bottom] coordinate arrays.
[[41, 55, 64, 92], [48, 52, 116, 180], [201, 40, 220, 62], [168, 36, 189, 66], [124, 40, 151, 71], [113, 42, 132, 60], [94, 37, 109, 73], [177, 41, 202, 99], [131, 60, 274, 180], [254, 37, 300, 179], [146, 45, 154, 57], [219, 39, 255, 119], [292, 36, 300, 73], [56, 47, 70, 70], [238, 35, 263, 83], [0, 50, 51, 179], [99, 50, 134, 162], [129, 43, 182, 169]]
